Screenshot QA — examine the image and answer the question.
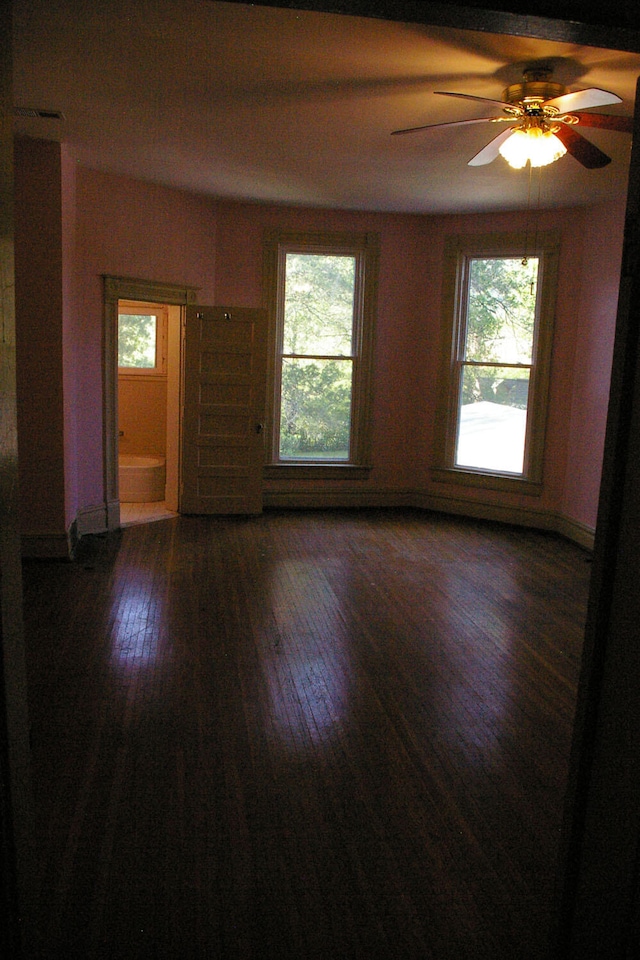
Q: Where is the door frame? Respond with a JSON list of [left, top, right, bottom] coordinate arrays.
[[102, 276, 199, 529]]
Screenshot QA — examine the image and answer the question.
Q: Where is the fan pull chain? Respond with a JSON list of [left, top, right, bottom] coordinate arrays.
[[522, 163, 534, 266], [522, 163, 543, 297]]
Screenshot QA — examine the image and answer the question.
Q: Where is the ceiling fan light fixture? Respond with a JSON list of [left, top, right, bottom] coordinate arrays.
[[499, 125, 567, 169]]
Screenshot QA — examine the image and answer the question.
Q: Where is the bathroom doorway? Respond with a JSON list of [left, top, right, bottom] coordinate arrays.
[[117, 298, 181, 526], [103, 276, 200, 530]]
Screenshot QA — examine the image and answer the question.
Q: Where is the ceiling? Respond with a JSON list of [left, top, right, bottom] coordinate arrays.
[[12, 0, 640, 214]]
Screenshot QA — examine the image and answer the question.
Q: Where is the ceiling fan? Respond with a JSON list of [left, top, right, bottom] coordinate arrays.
[[391, 66, 633, 169]]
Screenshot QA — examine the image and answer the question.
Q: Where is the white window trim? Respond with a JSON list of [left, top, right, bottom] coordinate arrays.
[[432, 231, 560, 495], [117, 300, 168, 379], [263, 230, 379, 478]]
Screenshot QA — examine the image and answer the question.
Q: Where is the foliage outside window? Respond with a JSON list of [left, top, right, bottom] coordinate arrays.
[[433, 232, 559, 494], [118, 301, 167, 377], [264, 232, 379, 473]]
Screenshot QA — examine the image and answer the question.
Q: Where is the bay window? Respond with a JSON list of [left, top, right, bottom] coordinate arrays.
[[433, 232, 559, 493]]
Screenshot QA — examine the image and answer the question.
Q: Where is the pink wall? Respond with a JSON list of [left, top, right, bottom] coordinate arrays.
[[417, 207, 591, 517], [214, 198, 625, 522], [118, 376, 167, 457], [14, 143, 627, 545], [562, 198, 626, 529], [14, 138, 68, 539], [215, 200, 434, 492], [61, 143, 78, 529], [75, 167, 218, 510], [429, 200, 624, 530]]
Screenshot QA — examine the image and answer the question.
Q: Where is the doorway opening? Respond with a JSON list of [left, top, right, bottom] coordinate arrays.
[[103, 276, 200, 530], [117, 298, 180, 526]]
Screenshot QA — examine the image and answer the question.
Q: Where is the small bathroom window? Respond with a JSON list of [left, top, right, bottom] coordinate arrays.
[[118, 300, 168, 377]]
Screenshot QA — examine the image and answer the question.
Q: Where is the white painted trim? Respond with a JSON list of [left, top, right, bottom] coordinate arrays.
[[103, 276, 199, 531], [106, 499, 120, 531], [76, 503, 110, 537], [165, 304, 182, 512]]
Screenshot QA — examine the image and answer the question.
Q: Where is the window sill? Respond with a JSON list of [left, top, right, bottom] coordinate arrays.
[[118, 371, 167, 381], [265, 463, 372, 481], [431, 465, 543, 496]]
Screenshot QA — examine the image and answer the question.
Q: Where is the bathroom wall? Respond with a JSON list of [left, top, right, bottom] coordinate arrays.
[[117, 375, 167, 458]]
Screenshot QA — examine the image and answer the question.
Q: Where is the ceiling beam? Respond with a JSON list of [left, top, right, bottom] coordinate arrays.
[[223, 0, 640, 51]]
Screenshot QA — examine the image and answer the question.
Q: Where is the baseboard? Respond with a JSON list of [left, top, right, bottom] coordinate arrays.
[[23, 502, 119, 559], [106, 499, 121, 531], [413, 490, 554, 531], [265, 487, 595, 550], [21, 531, 74, 560], [76, 500, 123, 536], [264, 488, 414, 510], [553, 514, 596, 551], [58, 491, 594, 555], [68, 518, 80, 558], [76, 502, 110, 537], [413, 491, 595, 550]]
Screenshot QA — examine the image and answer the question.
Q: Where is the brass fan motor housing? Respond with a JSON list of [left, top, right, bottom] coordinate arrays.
[[503, 79, 565, 107]]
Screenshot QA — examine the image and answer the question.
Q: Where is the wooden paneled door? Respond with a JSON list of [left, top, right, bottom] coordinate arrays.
[[181, 305, 267, 514]]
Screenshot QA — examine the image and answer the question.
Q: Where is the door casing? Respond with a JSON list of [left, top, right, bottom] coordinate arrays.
[[103, 276, 199, 528]]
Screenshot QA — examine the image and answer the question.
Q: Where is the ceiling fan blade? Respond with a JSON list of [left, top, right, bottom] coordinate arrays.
[[545, 87, 622, 113], [468, 127, 517, 166], [434, 90, 511, 110], [569, 112, 634, 133], [391, 116, 505, 136], [554, 125, 611, 168]]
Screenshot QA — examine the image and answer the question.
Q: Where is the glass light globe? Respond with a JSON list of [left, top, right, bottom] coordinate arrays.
[[499, 126, 567, 169]]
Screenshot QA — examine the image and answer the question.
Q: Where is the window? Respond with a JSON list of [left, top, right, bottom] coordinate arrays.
[[118, 300, 167, 377], [264, 232, 379, 473], [433, 232, 559, 494]]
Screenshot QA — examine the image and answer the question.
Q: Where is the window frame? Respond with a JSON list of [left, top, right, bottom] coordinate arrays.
[[117, 300, 168, 379], [432, 231, 559, 495], [263, 231, 379, 478]]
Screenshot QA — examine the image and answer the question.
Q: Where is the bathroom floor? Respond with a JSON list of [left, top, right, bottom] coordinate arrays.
[[120, 501, 178, 526]]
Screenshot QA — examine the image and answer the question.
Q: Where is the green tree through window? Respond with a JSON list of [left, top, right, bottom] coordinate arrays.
[[279, 253, 356, 460], [461, 257, 538, 410], [455, 256, 539, 474], [117, 303, 166, 376], [118, 313, 157, 368], [265, 230, 378, 472], [433, 231, 559, 493]]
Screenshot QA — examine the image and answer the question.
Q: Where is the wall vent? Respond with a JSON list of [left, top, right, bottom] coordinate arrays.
[[14, 107, 64, 120]]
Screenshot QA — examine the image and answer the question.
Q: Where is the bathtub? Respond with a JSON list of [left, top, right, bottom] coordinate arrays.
[[118, 455, 166, 502]]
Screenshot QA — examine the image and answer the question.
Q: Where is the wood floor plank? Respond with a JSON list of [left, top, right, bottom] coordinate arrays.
[[22, 509, 591, 959]]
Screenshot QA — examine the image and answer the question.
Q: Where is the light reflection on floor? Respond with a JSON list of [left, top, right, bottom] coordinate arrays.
[[109, 570, 164, 676], [429, 563, 514, 767], [264, 559, 352, 753]]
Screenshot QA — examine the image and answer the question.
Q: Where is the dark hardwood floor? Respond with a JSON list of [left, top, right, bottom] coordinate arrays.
[[21, 508, 591, 959]]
